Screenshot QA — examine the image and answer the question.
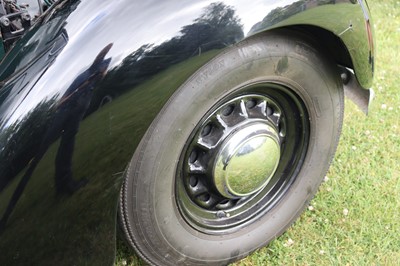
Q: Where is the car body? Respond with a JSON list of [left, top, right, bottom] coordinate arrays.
[[0, 0, 374, 265]]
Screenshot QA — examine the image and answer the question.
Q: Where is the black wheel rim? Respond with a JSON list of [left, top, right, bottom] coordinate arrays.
[[176, 82, 310, 234]]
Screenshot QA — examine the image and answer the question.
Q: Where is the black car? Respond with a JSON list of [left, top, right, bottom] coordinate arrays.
[[0, 0, 374, 265]]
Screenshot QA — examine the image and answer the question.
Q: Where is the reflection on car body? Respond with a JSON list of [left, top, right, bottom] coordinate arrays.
[[0, 0, 374, 265]]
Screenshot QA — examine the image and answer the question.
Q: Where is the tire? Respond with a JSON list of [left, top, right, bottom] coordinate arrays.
[[119, 31, 343, 266]]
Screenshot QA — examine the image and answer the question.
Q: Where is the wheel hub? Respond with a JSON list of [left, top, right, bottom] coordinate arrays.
[[213, 123, 280, 198]]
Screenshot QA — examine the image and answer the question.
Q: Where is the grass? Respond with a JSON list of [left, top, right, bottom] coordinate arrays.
[[115, 1, 400, 265]]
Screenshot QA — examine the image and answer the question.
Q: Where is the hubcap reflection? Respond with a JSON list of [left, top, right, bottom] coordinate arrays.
[[214, 123, 280, 198]]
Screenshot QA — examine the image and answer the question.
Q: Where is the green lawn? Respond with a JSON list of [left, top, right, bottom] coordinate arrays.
[[116, 1, 400, 265]]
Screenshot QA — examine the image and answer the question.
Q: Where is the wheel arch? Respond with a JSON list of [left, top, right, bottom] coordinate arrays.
[[252, 24, 373, 114], [253, 24, 354, 79], [243, 1, 374, 90], [272, 25, 353, 69]]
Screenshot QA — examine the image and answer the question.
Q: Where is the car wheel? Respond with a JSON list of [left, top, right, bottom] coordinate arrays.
[[119, 31, 344, 266]]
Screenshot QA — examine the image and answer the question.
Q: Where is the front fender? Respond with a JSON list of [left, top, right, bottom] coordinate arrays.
[[0, 0, 374, 265]]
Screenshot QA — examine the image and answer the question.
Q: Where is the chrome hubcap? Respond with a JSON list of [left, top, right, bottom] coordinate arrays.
[[214, 123, 280, 198]]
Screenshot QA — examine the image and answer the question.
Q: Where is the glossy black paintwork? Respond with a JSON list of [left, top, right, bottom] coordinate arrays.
[[0, 0, 373, 264]]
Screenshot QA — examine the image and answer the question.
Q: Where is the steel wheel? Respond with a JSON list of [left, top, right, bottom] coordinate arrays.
[[177, 84, 309, 233]]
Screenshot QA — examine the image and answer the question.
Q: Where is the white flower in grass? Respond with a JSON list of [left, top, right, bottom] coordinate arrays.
[[343, 208, 349, 216], [308, 205, 315, 211], [284, 238, 294, 247], [381, 104, 387, 110], [319, 250, 325, 255]]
